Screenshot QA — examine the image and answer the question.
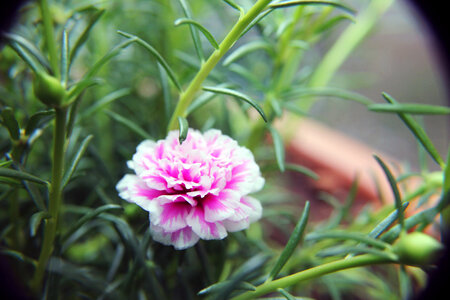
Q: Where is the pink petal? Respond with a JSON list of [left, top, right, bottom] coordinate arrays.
[[186, 206, 227, 240]]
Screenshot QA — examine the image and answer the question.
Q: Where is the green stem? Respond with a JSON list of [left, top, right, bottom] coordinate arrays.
[[167, 0, 272, 131], [39, 0, 60, 78], [31, 107, 67, 292], [232, 254, 396, 300]]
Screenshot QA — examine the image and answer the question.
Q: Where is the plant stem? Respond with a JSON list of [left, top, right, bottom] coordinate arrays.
[[39, 0, 60, 78], [167, 0, 272, 132], [31, 107, 67, 292], [231, 254, 396, 300]]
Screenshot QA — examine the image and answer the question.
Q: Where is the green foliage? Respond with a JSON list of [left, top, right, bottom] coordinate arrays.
[[0, 0, 448, 299]]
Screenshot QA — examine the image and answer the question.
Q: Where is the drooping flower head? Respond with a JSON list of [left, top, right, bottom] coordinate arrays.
[[116, 129, 264, 249]]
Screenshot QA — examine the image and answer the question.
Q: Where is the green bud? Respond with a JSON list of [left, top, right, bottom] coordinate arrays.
[[393, 232, 444, 266], [33, 72, 66, 107]]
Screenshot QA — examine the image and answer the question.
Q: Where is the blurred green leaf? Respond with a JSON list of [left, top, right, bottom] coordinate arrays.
[[222, 0, 245, 16], [382, 93, 444, 167], [8, 42, 41, 73], [78, 88, 130, 121], [1, 107, 20, 140], [223, 40, 274, 66], [374, 154, 405, 230], [62, 135, 94, 187], [0, 248, 37, 267], [117, 31, 182, 91], [60, 29, 69, 87], [4, 33, 51, 72], [283, 87, 372, 105], [25, 110, 54, 136], [268, 125, 285, 172], [177, 0, 205, 62], [315, 14, 356, 34], [66, 77, 103, 104], [0, 168, 49, 186], [198, 280, 256, 296], [202, 86, 267, 122], [368, 103, 450, 115], [175, 18, 219, 50], [84, 37, 137, 80], [186, 84, 228, 115], [62, 204, 123, 243], [30, 211, 51, 237], [105, 110, 152, 139], [269, 201, 310, 281], [277, 288, 297, 300], [69, 9, 105, 64], [177, 117, 189, 143], [369, 202, 409, 239], [306, 230, 390, 249], [269, 0, 356, 15], [285, 164, 319, 180]]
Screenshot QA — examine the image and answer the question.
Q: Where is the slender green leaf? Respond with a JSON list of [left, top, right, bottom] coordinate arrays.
[[382, 93, 444, 167], [66, 77, 103, 104], [285, 164, 319, 180], [223, 40, 273, 66], [198, 280, 256, 296], [444, 147, 450, 194], [368, 103, 450, 115], [277, 288, 297, 300], [281, 102, 310, 117], [1, 107, 20, 140], [79, 88, 130, 120], [317, 245, 397, 260], [60, 29, 69, 87], [269, 201, 310, 281], [269, 0, 356, 15], [62, 135, 94, 187], [0, 168, 49, 186], [374, 154, 405, 230], [157, 64, 172, 121], [175, 18, 219, 50], [240, 9, 273, 39], [25, 110, 54, 136], [369, 202, 409, 239], [8, 42, 41, 73], [4, 33, 51, 71], [0, 161, 13, 168], [283, 87, 372, 105], [62, 204, 123, 243], [70, 9, 105, 63], [117, 31, 182, 91], [177, 0, 204, 61], [177, 117, 189, 144], [84, 37, 137, 80], [306, 230, 390, 249], [315, 14, 356, 33], [30, 211, 51, 237], [202, 86, 267, 122], [0, 249, 37, 267], [222, 0, 245, 16], [268, 125, 285, 172], [105, 110, 151, 139]]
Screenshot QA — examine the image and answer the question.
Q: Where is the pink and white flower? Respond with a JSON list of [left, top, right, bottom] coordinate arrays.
[[116, 129, 264, 249]]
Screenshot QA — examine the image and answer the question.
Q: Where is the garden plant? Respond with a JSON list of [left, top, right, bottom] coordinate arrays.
[[0, 0, 449, 299]]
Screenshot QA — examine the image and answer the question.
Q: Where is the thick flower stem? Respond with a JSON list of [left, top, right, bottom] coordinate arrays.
[[167, 0, 272, 132], [231, 254, 397, 300], [31, 107, 67, 292]]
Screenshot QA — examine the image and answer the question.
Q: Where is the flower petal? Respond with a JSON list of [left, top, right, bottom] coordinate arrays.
[[150, 223, 200, 250], [187, 206, 227, 240]]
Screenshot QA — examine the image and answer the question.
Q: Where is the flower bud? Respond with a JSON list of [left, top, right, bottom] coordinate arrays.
[[33, 72, 66, 107], [393, 232, 444, 266]]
